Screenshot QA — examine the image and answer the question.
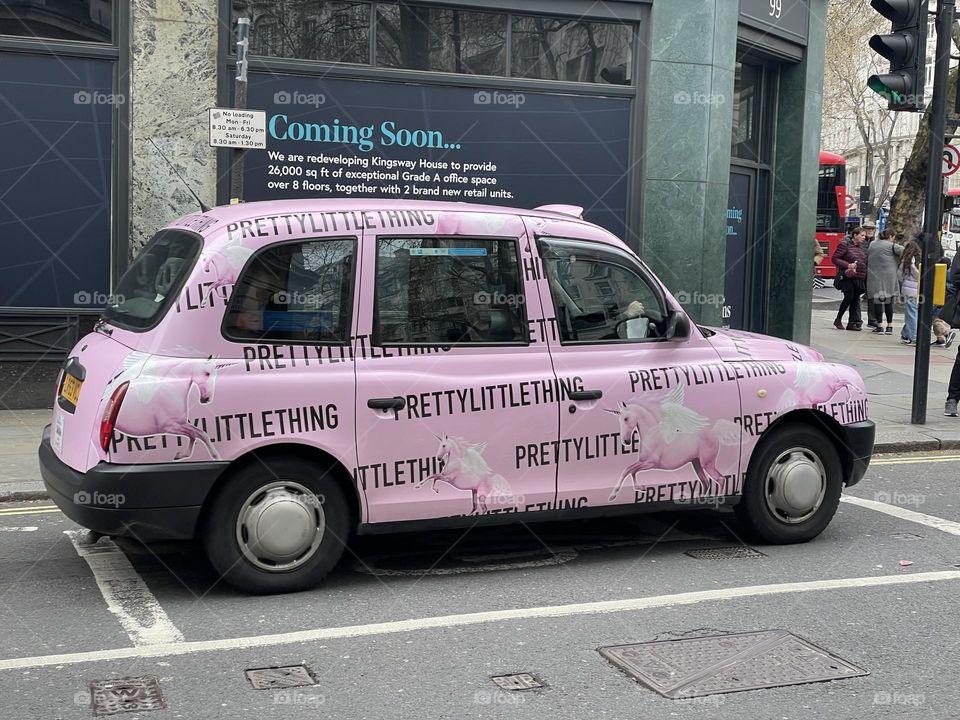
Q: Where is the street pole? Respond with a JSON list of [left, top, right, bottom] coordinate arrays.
[[912, 0, 955, 424], [229, 17, 250, 204]]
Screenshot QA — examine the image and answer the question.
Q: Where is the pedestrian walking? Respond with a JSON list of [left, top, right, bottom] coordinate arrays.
[[832, 227, 868, 330], [898, 239, 921, 345], [863, 224, 879, 327], [866, 228, 901, 335]]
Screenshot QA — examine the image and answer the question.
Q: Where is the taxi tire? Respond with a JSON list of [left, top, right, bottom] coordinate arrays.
[[201, 457, 349, 594], [734, 423, 843, 544]]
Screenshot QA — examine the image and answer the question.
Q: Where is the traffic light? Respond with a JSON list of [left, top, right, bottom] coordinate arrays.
[[867, 0, 928, 111]]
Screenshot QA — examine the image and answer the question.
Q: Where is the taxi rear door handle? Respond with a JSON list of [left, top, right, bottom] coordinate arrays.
[[368, 396, 406, 410], [568, 389, 603, 401]]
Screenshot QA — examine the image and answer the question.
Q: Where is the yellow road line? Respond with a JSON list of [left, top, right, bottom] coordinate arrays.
[[872, 455, 960, 465]]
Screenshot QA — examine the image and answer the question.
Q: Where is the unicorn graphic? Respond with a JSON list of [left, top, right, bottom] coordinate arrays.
[[198, 244, 252, 306], [415, 435, 518, 515], [109, 355, 234, 461], [776, 363, 857, 413], [606, 384, 741, 501]]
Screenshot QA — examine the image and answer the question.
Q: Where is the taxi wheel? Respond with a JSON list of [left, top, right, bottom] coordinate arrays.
[[734, 423, 843, 544], [201, 457, 349, 594]]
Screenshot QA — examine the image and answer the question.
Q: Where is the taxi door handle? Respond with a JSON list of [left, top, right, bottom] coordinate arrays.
[[368, 396, 406, 410], [568, 389, 603, 401]]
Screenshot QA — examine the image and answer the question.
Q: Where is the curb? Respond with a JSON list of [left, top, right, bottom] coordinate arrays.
[[0, 489, 48, 503]]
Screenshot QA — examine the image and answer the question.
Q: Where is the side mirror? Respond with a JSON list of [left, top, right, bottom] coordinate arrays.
[[665, 310, 690, 341]]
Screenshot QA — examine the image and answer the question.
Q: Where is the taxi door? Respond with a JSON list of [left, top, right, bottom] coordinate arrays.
[[353, 211, 561, 525], [529, 224, 743, 512]]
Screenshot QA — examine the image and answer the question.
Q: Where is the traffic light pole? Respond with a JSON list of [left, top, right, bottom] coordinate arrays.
[[911, 0, 955, 424]]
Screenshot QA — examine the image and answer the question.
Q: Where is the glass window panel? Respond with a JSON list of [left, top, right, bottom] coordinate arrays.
[[540, 241, 666, 343], [234, 1, 371, 65], [375, 237, 525, 344], [510, 16, 633, 84], [731, 62, 762, 162], [0, 0, 113, 43], [224, 239, 356, 343], [376, 5, 506, 76]]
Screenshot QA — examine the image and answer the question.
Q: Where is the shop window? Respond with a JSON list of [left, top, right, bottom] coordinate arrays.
[[236, 1, 371, 65], [0, 0, 113, 43], [376, 5, 506, 76], [224, 239, 356, 343], [375, 237, 526, 345], [511, 16, 632, 84]]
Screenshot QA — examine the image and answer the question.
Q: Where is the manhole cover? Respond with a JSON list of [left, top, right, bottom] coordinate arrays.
[[245, 665, 316, 690], [599, 630, 867, 698], [491, 673, 543, 690], [685, 546, 765, 560], [90, 676, 165, 716]]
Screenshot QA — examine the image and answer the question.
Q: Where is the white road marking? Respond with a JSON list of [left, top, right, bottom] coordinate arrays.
[[841, 496, 960, 536], [0, 526, 37, 532], [0, 570, 957, 672], [64, 530, 184, 647]]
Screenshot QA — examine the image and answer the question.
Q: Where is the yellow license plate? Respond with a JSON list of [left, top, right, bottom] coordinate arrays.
[[61, 374, 82, 406]]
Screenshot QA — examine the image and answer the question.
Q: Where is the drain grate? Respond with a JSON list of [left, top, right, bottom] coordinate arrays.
[[245, 665, 316, 690], [599, 629, 867, 698], [685, 546, 765, 560], [890, 531, 923, 539], [491, 673, 543, 691], [90, 676, 165, 716]]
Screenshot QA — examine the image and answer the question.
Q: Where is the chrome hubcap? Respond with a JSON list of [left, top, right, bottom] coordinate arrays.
[[235, 481, 325, 572], [764, 446, 826, 524]]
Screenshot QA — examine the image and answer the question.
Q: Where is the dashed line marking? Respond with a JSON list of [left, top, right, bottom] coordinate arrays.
[[64, 530, 185, 647], [841, 496, 960, 536]]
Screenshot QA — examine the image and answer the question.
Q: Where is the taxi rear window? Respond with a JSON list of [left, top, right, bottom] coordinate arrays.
[[102, 229, 201, 331]]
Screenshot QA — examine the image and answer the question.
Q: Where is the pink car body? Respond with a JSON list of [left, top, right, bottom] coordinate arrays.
[[39, 199, 874, 578]]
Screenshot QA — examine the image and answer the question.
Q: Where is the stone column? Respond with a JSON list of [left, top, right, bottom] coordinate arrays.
[[765, 0, 828, 344], [639, 0, 737, 326], [128, 0, 219, 254]]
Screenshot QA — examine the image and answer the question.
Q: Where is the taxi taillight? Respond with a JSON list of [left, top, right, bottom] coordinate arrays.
[[99, 381, 129, 451]]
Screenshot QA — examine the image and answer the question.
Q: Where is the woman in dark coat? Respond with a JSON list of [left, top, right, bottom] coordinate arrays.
[[832, 227, 868, 330]]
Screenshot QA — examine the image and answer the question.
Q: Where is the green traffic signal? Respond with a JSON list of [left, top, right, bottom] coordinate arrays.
[[868, 0, 926, 111], [868, 73, 910, 103]]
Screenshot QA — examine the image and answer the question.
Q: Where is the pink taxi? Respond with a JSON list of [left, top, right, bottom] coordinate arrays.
[[39, 200, 874, 593]]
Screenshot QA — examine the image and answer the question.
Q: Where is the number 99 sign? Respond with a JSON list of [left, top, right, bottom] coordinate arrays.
[[769, 0, 782, 18]]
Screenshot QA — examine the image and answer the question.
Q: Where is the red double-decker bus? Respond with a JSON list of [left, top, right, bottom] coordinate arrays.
[[815, 150, 847, 279]]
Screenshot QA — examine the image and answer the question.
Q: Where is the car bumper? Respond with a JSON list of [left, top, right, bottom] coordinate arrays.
[[836, 420, 875, 487], [38, 425, 228, 541]]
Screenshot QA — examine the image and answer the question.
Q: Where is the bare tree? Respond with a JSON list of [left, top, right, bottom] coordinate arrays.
[[822, 0, 901, 213], [886, 23, 960, 240]]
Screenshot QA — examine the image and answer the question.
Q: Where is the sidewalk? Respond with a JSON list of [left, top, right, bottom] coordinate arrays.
[[2, 304, 959, 501], [811, 286, 960, 450]]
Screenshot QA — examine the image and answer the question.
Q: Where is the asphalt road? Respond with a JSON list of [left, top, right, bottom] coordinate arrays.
[[0, 454, 958, 719]]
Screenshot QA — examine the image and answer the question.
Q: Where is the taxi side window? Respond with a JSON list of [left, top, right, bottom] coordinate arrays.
[[223, 238, 355, 343], [375, 237, 527, 345], [539, 239, 666, 344]]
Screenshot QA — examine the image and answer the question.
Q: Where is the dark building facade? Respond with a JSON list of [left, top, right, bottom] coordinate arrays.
[[0, 0, 825, 407]]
